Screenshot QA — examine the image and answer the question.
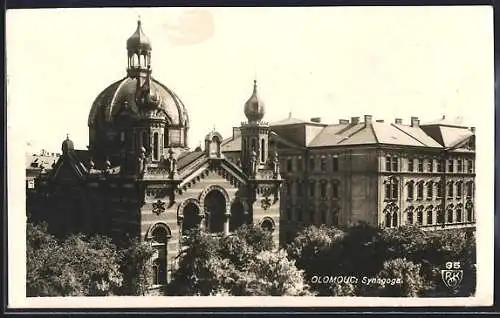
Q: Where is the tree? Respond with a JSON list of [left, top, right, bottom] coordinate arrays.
[[286, 225, 345, 295], [26, 222, 64, 296], [60, 234, 123, 296], [373, 258, 426, 297], [243, 249, 311, 296], [26, 221, 123, 296], [168, 225, 311, 296], [118, 238, 156, 296], [287, 223, 476, 297]]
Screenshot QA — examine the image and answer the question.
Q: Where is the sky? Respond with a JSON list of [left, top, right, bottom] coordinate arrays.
[[6, 6, 494, 153]]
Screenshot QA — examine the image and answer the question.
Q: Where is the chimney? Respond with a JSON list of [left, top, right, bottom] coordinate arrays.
[[233, 127, 241, 138], [351, 117, 360, 124], [310, 117, 321, 123], [395, 118, 403, 125], [411, 116, 419, 127], [339, 119, 349, 124], [376, 119, 384, 123], [364, 115, 372, 126], [471, 127, 476, 134]]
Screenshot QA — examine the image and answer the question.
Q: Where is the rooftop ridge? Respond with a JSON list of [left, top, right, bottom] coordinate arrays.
[[389, 123, 427, 147]]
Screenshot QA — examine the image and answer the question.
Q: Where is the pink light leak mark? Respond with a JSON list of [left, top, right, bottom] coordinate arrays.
[[164, 9, 214, 46]]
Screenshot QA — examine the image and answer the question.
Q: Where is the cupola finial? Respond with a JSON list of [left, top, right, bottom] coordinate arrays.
[[244, 79, 265, 123]]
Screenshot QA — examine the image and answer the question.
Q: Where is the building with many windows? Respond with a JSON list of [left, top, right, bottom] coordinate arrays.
[[222, 114, 476, 243]]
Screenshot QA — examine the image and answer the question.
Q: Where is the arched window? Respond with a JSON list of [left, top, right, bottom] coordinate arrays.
[[466, 182, 474, 197], [407, 183, 414, 200], [164, 128, 170, 147], [183, 126, 188, 147], [437, 208, 445, 224], [456, 208, 462, 223], [242, 138, 246, 160], [427, 181, 433, 199], [182, 202, 200, 236], [447, 182, 454, 197], [447, 209, 454, 223], [417, 182, 424, 199], [331, 182, 339, 198], [417, 210, 423, 225], [456, 182, 463, 198], [132, 53, 139, 67], [407, 211, 414, 225], [321, 208, 327, 224], [385, 177, 398, 200], [392, 180, 398, 199], [332, 209, 339, 226], [153, 132, 159, 161], [426, 209, 433, 225], [148, 224, 170, 286], [385, 156, 391, 171], [151, 225, 169, 244], [436, 182, 443, 198], [392, 212, 398, 227], [152, 259, 160, 285], [466, 207, 473, 222], [261, 138, 265, 163], [385, 212, 391, 228], [261, 218, 275, 232], [142, 132, 148, 151], [320, 181, 327, 198], [309, 181, 315, 197]]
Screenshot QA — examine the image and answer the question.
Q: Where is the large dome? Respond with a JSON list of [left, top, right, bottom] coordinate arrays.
[[88, 76, 189, 128]]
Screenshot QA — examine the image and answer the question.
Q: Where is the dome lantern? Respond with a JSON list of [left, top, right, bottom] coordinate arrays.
[[127, 19, 152, 77], [244, 80, 265, 123], [62, 134, 74, 154]]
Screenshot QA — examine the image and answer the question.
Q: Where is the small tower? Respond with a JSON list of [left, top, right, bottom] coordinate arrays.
[[61, 134, 74, 155], [240, 80, 271, 177], [127, 18, 152, 82], [125, 19, 164, 165]]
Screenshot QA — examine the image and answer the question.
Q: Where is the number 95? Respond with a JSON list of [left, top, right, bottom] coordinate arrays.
[[445, 262, 461, 269]]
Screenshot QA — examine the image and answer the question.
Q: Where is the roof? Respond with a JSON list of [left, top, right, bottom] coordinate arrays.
[[421, 115, 467, 128], [438, 126, 474, 148], [177, 150, 205, 170], [270, 116, 325, 127], [221, 135, 241, 152], [308, 122, 443, 148], [127, 20, 152, 51], [88, 76, 189, 127]]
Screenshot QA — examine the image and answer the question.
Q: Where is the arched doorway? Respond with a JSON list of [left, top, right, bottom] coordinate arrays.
[[229, 201, 245, 232], [182, 202, 200, 236], [204, 189, 227, 233]]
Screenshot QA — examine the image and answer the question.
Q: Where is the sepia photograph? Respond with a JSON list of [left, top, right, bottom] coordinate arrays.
[[6, 6, 494, 308]]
